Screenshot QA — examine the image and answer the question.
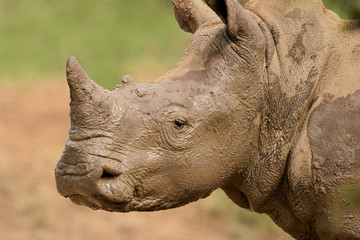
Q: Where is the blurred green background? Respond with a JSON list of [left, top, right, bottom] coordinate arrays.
[[0, 0, 358, 89], [0, 0, 191, 89]]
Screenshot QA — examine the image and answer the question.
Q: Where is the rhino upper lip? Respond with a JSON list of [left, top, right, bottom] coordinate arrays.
[[56, 158, 120, 196], [55, 163, 121, 179], [57, 174, 131, 211], [55, 161, 94, 177]]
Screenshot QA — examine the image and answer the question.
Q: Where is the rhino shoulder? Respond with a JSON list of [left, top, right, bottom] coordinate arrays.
[[307, 91, 360, 237]]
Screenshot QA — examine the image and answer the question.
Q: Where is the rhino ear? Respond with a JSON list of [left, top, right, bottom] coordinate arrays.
[[171, 0, 218, 33], [205, 0, 263, 41]]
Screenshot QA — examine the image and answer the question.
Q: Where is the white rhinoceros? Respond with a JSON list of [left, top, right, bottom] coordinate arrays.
[[55, 0, 360, 239]]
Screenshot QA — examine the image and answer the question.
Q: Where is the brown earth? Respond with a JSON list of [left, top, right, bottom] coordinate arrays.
[[0, 80, 293, 240]]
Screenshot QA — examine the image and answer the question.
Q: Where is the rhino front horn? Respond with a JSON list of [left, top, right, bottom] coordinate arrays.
[[66, 56, 104, 103]]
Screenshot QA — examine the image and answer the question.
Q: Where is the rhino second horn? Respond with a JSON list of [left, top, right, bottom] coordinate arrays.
[[66, 56, 105, 103], [122, 75, 134, 84]]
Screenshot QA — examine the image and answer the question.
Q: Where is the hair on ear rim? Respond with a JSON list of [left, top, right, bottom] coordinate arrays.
[[204, 0, 264, 42], [204, 0, 228, 24]]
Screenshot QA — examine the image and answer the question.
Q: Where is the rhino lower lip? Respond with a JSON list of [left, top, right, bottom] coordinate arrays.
[[68, 194, 101, 210], [68, 193, 130, 211]]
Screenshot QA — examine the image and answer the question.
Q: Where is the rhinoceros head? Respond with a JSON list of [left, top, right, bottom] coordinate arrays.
[[55, 0, 268, 212]]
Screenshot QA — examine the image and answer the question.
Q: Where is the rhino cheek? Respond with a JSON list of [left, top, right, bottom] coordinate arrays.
[[148, 163, 217, 201]]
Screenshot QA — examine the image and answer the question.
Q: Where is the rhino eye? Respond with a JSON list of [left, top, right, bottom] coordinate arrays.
[[174, 119, 186, 129]]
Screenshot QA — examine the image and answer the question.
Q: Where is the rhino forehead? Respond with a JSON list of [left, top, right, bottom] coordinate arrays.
[[119, 80, 223, 112]]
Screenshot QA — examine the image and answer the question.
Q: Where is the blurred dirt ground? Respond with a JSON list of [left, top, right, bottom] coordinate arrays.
[[0, 80, 293, 240]]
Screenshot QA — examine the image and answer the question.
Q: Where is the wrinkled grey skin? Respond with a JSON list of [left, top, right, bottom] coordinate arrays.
[[55, 0, 360, 239]]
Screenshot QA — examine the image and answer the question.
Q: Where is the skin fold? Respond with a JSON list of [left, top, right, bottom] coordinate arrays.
[[55, 0, 360, 239]]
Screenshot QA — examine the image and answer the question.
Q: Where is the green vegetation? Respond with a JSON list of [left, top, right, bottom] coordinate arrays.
[[0, 0, 190, 89], [323, 0, 360, 19]]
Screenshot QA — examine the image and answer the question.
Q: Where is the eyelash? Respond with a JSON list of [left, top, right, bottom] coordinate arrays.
[[174, 119, 186, 129]]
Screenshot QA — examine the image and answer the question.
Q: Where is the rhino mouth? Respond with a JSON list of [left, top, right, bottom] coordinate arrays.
[[56, 160, 214, 212], [55, 147, 135, 211], [56, 169, 134, 212]]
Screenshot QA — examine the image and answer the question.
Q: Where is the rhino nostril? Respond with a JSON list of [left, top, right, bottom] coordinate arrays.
[[101, 169, 120, 179]]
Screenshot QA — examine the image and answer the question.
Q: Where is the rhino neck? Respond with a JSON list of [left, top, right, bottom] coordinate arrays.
[[223, 1, 360, 238], [224, 0, 338, 228]]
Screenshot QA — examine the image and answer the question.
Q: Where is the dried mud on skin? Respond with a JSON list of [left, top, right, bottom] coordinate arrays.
[[0, 81, 293, 240]]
